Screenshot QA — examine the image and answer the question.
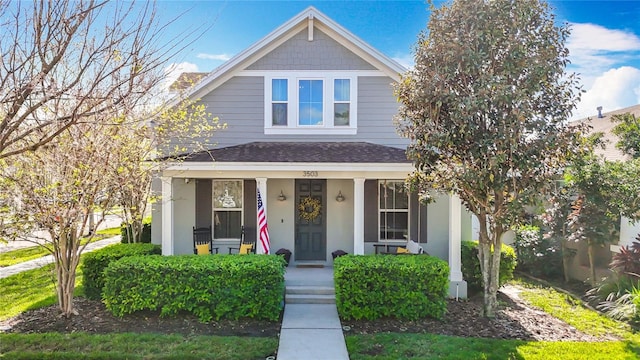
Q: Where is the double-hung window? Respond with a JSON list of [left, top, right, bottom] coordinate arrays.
[[212, 180, 243, 240], [379, 180, 409, 241], [265, 72, 357, 134]]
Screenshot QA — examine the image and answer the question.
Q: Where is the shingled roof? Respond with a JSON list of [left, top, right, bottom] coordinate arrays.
[[575, 103, 640, 162], [182, 142, 410, 163]]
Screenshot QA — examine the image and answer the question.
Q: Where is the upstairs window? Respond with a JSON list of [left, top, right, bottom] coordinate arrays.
[[271, 79, 288, 126], [333, 79, 350, 126], [298, 79, 323, 126], [265, 72, 357, 134]]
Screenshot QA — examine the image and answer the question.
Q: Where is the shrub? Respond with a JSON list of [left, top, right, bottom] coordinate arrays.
[[120, 217, 151, 244], [334, 255, 449, 320], [514, 225, 562, 278], [103, 254, 286, 322], [82, 243, 161, 300], [461, 241, 517, 291]]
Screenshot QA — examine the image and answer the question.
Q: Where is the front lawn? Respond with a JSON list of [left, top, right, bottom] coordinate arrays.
[[0, 332, 277, 360], [346, 277, 640, 359]]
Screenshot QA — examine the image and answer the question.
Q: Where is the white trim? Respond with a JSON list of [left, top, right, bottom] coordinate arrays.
[[162, 162, 413, 179], [165, 6, 406, 108], [353, 178, 365, 255], [239, 70, 386, 77], [161, 176, 174, 255], [448, 194, 463, 282]]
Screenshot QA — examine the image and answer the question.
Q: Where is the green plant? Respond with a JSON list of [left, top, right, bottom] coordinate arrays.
[[461, 241, 516, 291], [334, 255, 449, 320], [515, 225, 563, 278], [103, 254, 285, 322], [81, 243, 161, 300], [120, 217, 152, 244]]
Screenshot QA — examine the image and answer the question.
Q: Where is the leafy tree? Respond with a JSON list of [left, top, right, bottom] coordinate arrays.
[[565, 152, 640, 285], [1, 121, 122, 316], [612, 113, 640, 159], [395, 0, 584, 317], [111, 97, 224, 244]]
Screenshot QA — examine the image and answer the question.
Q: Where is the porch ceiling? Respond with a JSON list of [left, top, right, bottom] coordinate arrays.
[[182, 142, 411, 164]]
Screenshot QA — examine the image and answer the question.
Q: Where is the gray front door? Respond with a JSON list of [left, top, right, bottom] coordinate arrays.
[[295, 179, 326, 261]]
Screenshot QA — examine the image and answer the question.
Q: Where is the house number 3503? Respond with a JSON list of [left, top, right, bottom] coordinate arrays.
[[303, 171, 318, 177]]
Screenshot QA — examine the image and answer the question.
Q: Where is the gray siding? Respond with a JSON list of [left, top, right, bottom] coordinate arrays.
[[247, 29, 375, 71], [198, 76, 407, 149]]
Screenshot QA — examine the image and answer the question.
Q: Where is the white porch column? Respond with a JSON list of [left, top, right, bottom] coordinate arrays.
[[448, 194, 467, 298], [353, 178, 365, 255], [255, 177, 268, 254], [161, 176, 174, 256]]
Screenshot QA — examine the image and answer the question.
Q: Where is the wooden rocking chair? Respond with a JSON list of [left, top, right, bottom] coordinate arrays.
[[228, 226, 254, 254], [193, 226, 219, 255]]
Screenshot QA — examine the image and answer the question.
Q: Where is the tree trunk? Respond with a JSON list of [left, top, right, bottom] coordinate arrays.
[[588, 241, 596, 286], [561, 239, 571, 283], [477, 212, 501, 318], [53, 228, 80, 317]]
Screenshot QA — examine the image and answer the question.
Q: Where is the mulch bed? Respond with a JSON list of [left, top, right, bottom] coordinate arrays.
[[0, 285, 620, 342]]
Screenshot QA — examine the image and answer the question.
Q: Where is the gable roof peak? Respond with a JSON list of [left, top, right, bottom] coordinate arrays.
[[173, 5, 406, 105]]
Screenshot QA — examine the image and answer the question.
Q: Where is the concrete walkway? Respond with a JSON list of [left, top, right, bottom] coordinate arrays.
[[277, 267, 349, 360], [0, 236, 120, 279]]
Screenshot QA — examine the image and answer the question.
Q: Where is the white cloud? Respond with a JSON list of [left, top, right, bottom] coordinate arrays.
[[197, 53, 232, 61], [392, 53, 414, 70], [572, 66, 640, 120], [162, 62, 199, 90], [567, 23, 640, 86]]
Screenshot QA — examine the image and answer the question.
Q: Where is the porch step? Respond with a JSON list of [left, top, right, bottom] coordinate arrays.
[[285, 294, 336, 304], [287, 285, 335, 295], [285, 285, 335, 304]]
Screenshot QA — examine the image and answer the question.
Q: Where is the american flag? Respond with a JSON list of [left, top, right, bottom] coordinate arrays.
[[257, 188, 270, 254]]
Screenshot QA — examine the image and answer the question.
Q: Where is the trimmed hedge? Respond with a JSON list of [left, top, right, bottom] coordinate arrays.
[[82, 243, 161, 300], [461, 240, 517, 291], [334, 255, 449, 320], [120, 218, 151, 244], [103, 254, 286, 322]]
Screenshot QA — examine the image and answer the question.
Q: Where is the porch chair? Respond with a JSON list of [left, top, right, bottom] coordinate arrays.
[[193, 226, 219, 255], [393, 239, 426, 255], [228, 226, 254, 254]]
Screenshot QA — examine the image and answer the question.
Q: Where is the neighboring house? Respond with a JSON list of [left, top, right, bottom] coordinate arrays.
[[151, 7, 472, 297], [568, 104, 640, 282]]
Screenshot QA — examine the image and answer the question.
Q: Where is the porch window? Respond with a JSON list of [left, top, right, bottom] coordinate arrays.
[[379, 180, 408, 241], [212, 180, 243, 240]]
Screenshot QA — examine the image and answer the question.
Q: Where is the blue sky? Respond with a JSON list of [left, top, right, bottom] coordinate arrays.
[[160, 0, 640, 120]]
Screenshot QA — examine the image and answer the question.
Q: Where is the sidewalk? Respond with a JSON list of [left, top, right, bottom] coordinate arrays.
[[277, 267, 349, 360], [0, 236, 120, 279]]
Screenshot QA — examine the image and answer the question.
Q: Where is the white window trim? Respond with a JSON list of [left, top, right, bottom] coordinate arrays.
[[264, 71, 358, 135], [378, 180, 410, 242], [212, 179, 244, 241]]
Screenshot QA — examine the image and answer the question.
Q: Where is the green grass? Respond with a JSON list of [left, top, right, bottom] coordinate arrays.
[[346, 333, 638, 360], [0, 227, 121, 267], [0, 263, 85, 321], [0, 332, 277, 360], [346, 277, 640, 359], [512, 277, 634, 339]]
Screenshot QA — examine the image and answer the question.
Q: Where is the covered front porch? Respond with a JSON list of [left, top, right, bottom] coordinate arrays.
[[151, 142, 470, 297]]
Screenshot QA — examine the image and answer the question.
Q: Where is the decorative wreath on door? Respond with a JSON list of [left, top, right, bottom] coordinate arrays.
[[298, 196, 322, 222]]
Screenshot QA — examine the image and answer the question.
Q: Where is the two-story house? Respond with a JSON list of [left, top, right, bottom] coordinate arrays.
[[151, 6, 472, 297]]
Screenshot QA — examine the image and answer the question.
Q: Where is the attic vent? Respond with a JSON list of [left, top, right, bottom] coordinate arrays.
[[308, 14, 314, 41], [597, 106, 603, 118]]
